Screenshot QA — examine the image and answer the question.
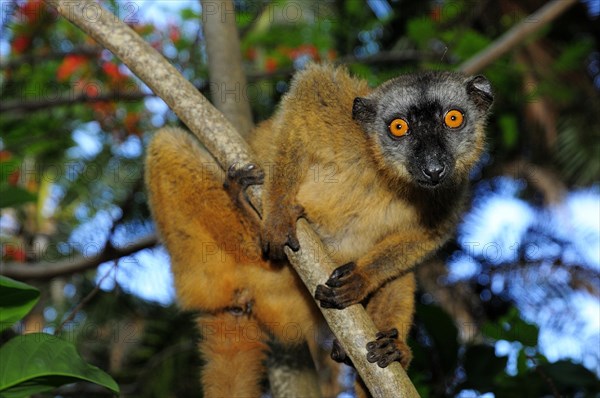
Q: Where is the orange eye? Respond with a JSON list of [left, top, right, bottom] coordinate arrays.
[[389, 118, 409, 137], [444, 109, 464, 128]]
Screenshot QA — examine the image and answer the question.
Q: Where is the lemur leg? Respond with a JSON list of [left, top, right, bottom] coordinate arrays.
[[197, 312, 269, 398], [365, 272, 415, 369]]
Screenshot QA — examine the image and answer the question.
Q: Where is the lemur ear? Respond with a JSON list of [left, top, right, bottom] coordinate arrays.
[[466, 75, 493, 112], [352, 97, 376, 124]]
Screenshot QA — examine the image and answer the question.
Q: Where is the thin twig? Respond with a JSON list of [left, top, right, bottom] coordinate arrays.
[[528, 354, 561, 398], [54, 260, 117, 335], [0, 234, 158, 280]]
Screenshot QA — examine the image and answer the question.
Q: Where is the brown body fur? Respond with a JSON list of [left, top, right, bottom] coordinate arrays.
[[146, 129, 319, 397], [145, 64, 489, 397]]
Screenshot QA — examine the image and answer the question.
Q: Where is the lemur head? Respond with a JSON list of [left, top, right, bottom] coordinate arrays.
[[352, 72, 493, 189]]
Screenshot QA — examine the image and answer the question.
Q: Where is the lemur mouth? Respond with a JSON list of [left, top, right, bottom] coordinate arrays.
[[415, 179, 444, 189]]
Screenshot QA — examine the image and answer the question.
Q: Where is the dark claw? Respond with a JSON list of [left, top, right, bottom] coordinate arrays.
[[376, 328, 398, 340], [314, 285, 344, 309], [260, 202, 303, 260], [261, 232, 300, 261], [366, 351, 379, 363], [226, 162, 264, 189], [315, 285, 354, 310], [378, 355, 397, 368], [331, 339, 354, 367], [261, 241, 270, 258], [264, 243, 285, 261], [315, 285, 331, 301], [287, 234, 300, 252]]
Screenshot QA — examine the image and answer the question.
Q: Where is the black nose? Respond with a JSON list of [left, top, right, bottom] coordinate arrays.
[[422, 164, 446, 183]]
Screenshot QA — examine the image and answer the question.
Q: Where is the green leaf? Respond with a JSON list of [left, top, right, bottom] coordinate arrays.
[[499, 114, 519, 149], [344, 0, 363, 16], [516, 348, 529, 374], [540, 360, 600, 391], [0, 333, 119, 396], [0, 276, 40, 333], [482, 308, 539, 347], [453, 30, 491, 60], [406, 17, 436, 48], [416, 304, 459, 375], [180, 7, 198, 20], [0, 158, 20, 183], [0, 185, 37, 208], [554, 40, 594, 72]]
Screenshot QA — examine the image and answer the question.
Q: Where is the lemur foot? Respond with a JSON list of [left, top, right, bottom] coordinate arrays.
[[224, 163, 264, 195], [315, 262, 367, 309], [224, 163, 264, 225], [366, 328, 412, 369]]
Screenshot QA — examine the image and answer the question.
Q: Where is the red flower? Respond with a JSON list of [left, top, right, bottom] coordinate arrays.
[[57, 55, 87, 81], [102, 61, 126, 83], [124, 113, 141, 135], [0, 150, 12, 162], [245, 48, 257, 61], [19, 0, 43, 24], [90, 102, 115, 118], [288, 44, 319, 61], [169, 25, 180, 43], [8, 170, 20, 186], [3, 244, 27, 263], [430, 6, 442, 22], [300, 44, 318, 59], [12, 35, 31, 54], [265, 57, 278, 73], [85, 84, 100, 97]]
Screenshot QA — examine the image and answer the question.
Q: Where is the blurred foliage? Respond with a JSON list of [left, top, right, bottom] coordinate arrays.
[[0, 276, 119, 396], [410, 304, 599, 397], [0, 0, 598, 397]]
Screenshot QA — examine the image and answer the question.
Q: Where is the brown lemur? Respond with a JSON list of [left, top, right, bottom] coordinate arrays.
[[145, 63, 492, 397]]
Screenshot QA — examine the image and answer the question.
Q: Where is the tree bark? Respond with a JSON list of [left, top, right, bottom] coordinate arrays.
[[200, 1, 320, 395], [42, 0, 419, 396], [200, 0, 254, 138], [0, 235, 157, 280]]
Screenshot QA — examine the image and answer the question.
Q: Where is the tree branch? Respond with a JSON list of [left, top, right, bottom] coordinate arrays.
[[245, 49, 448, 82], [458, 0, 578, 74], [42, 0, 419, 396], [201, 1, 320, 395], [0, 91, 150, 113], [201, 0, 254, 138], [0, 235, 157, 280], [0, 45, 101, 70]]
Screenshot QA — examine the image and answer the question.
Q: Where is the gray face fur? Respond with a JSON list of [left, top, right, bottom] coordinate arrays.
[[352, 71, 493, 188]]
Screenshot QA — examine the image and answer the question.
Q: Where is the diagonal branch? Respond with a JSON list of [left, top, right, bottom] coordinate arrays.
[[458, 0, 578, 74], [41, 0, 418, 396], [0, 234, 157, 280], [201, 1, 320, 396]]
